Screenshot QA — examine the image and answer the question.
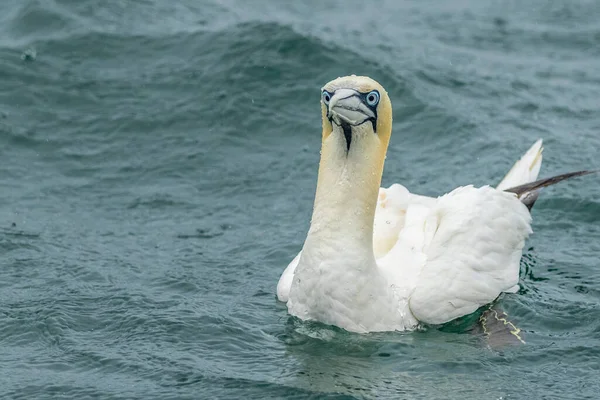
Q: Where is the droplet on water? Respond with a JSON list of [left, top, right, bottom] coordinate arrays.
[[21, 48, 37, 62]]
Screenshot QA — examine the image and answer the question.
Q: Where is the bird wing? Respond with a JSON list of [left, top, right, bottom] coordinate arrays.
[[496, 139, 543, 190], [404, 185, 532, 325], [372, 139, 543, 323], [277, 252, 300, 302]]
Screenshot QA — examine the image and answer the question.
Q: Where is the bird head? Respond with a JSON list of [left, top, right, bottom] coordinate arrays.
[[320, 75, 393, 153]]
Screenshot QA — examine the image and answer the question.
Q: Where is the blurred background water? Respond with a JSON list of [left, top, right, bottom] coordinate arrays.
[[1, 0, 599, 399]]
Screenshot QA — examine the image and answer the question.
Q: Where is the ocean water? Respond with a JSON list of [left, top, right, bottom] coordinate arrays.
[[1, 0, 600, 398]]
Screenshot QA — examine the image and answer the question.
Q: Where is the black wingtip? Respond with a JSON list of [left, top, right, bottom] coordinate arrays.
[[504, 169, 598, 210]]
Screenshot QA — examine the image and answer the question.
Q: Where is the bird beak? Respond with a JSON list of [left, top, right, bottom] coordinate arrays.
[[328, 89, 375, 126]]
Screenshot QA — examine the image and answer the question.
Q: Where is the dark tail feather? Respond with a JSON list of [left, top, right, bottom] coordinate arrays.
[[504, 170, 598, 210]]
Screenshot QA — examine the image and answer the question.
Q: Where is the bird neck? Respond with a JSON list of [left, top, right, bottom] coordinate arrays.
[[287, 124, 397, 331], [305, 127, 387, 254]]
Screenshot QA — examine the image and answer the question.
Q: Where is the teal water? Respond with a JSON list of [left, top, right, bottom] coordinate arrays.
[[1, 1, 600, 399]]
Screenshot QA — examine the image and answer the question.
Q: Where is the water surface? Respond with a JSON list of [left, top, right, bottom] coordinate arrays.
[[1, 1, 599, 399]]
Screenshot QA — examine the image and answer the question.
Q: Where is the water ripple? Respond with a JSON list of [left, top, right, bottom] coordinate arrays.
[[1, 1, 600, 399]]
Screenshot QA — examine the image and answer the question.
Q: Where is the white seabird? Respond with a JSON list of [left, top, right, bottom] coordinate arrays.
[[277, 75, 595, 333]]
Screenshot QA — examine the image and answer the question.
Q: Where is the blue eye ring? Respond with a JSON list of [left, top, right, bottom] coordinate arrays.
[[322, 90, 332, 105], [366, 90, 379, 106]]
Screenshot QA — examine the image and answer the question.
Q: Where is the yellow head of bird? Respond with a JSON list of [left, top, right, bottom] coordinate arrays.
[[319, 75, 393, 152]]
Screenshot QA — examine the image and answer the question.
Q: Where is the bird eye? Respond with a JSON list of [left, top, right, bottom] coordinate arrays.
[[322, 91, 331, 105], [366, 90, 380, 106]]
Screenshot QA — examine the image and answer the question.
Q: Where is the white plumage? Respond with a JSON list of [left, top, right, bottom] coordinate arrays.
[[277, 75, 547, 333], [278, 183, 536, 332]]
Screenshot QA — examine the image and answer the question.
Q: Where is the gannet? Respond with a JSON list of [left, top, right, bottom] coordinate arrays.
[[276, 75, 595, 333]]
